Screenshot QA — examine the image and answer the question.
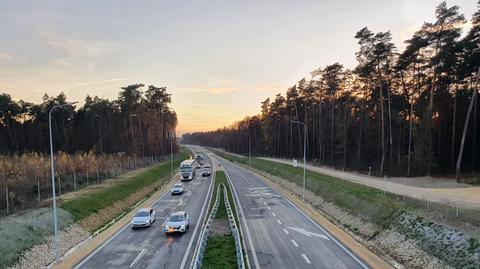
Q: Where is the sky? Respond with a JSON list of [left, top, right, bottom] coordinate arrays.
[[0, 0, 477, 135]]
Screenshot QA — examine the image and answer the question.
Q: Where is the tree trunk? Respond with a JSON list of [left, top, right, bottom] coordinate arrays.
[[450, 85, 458, 171], [456, 68, 480, 179]]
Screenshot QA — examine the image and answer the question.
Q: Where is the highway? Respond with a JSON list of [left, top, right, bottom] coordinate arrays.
[[75, 150, 213, 269], [211, 153, 369, 269]]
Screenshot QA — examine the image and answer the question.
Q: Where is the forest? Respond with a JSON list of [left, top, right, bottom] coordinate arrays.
[[183, 1, 480, 178], [0, 84, 178, 213], [0, 84, 177, 156]]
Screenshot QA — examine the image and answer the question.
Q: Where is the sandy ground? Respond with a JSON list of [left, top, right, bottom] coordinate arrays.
[[262, 157, 480, 209]]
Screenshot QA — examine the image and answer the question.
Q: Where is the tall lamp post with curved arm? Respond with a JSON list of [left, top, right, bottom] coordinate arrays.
[[48, 102, 77, 263]]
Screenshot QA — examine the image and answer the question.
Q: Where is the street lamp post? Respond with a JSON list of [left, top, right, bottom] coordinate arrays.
[[292, 120, 306, 201], [49, 102, 77, 263], [170, 131, 174, 178], [249, 134, 251, 168]]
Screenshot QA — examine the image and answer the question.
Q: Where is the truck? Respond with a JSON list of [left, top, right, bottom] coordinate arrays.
[[195, 153, 203, 165], [180, 159, 196, 180]]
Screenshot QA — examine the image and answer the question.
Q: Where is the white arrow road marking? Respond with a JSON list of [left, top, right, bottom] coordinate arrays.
[[129, 249, 146, 267], [287, 227, 330, 240]]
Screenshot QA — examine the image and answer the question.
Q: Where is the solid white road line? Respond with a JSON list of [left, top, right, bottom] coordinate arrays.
[[276, 219, 282, 225], [238, 166, 370, 269], [291, 239, 299, 248], [74, 180, 177, 269], [129, 249, 146, 267], [223, 165, 261, 269], [301, 254, 312, 264], [272, 212, 276, 217], [283, 228, 289, 235], [179, 157, 215, 269]]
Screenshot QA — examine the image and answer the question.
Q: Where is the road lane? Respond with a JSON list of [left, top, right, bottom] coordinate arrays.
[[213, 154, 369, 269], [76, 152, 213, 269]]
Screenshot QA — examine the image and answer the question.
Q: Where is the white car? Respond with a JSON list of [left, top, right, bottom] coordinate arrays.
[[131, 208, 156, 228], [202, 169, 211, 177], [165, 211, 190, 234], [171, 183, 185, 195], [204, 163, 211, 169]]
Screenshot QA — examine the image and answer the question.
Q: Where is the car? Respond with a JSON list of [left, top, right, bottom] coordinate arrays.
[[131, 208, 156, 228], [165, 211, 190, 234], [196, 164, 201, 169], [171, 183, 185, 195], [204, 163, 211, 169], [202, 169, 211, 177]]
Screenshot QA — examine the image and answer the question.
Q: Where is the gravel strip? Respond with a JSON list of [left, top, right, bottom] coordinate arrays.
[[8, 224, 89, 269], [246, 164, 453, 269]]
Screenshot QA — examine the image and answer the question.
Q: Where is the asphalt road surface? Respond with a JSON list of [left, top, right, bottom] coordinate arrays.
[[212, 154, 369, 269], [75, 150, 213, 269]]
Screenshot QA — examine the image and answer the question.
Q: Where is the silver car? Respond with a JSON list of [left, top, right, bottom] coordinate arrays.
[[131, 208, 156, 228], [204, 163, 211, 169], [171, 183, 185, 195], [164, 211, 190, 234]]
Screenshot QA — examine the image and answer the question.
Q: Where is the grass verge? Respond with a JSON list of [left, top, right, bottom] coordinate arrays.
[[211, 148, 480, 268], [61, 149, 189, 222]]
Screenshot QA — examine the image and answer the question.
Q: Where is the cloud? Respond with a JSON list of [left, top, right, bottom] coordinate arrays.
[[0, 53, 12, 62], [39, 30, 121, 71], [194, 87, 240, 95], [42, 78, 131, 91]]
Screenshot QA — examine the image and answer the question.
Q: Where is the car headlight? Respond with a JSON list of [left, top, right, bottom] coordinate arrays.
[[180, 225, 185, 229]]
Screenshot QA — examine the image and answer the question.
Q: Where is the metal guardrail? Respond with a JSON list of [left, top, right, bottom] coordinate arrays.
[[222, 183, 246, 269], [191, 184, 222, 269]]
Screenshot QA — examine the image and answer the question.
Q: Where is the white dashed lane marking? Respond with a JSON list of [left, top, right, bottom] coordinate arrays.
[[272, 212, 276, 217], [291, 239, 299, 248], [276, 219, 282, 225], [301, 254, 312, 264], [283, 228, 289, 235]]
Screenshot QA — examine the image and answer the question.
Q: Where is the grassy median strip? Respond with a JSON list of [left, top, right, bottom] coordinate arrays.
[[61, 148, 189, 222], [202, 171, 237, 269]]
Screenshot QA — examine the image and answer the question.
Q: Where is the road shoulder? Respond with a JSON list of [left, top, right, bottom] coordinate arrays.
[[253, 170, 395, 269], [53, 178, 179, 269]]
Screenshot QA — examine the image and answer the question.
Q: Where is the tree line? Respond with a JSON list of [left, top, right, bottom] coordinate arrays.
[[183, 1, 480, 178], [0, 84, 178, 157]]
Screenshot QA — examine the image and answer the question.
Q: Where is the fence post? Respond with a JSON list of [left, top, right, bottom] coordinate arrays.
[[6, 187, 9, 215], [383, 176, 386, 196], [73, 172, 77, 190], [38, 179, 41, 202], [427, 184, 430, 209], [86, 171, 89, 185], [96, 168, 99, 183], [58, 176, 61, 196], [403, 177, 406, 201], [456, 200, 459, 216]]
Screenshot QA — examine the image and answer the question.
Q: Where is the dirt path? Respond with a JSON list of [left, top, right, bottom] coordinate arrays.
[[262, 158, 480, 209]]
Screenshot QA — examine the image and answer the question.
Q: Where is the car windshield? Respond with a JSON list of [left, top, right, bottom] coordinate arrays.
[[135, 211, 149, 217], [169, 215, 185, 222], [174, 184, 183, 188]]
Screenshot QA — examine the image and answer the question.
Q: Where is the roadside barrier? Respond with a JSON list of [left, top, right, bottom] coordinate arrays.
[[222, 183, 246, 269], [191, 184, 221, 269]]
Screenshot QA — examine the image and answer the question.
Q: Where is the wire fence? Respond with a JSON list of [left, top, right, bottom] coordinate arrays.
[[0, 153, 170, 217]]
